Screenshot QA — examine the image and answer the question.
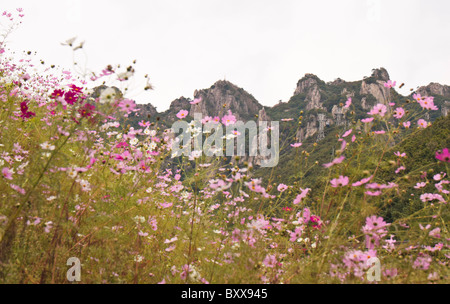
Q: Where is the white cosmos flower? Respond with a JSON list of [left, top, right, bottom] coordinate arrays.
[[40, 142, 55, 150], [67, 167, 78, 178], [134, 255, 144, 263], [190, 150, 202, 159], [149, 141, 157, 151], [130, 137, 139, 146], [99, 87, 117, 104]]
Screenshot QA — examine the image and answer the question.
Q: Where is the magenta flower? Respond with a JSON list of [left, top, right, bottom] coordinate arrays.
[[19, 101, 35, 119], [403, 121, 411, 128], [330, 176, 349, 188], [176, 110, 189, 119], [435, 148, 450, 162], [78, 103, 95, 118], [64, 90, 78, 105]]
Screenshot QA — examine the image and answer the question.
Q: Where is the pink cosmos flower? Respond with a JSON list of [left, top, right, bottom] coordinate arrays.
[[290, 142, 302, 148], [365, 190, 382, 196], [277, 184, 288, 192], [420, 193, 445, 203], [433, 173, 446, 181], [417, 119, 428, 128], [201, 116, 212, 124], [352, 175, 373, 187], [395, 166, 406, 174], [262, 254, 278, 268], [176, 110, 189, 119], [413, 255, 432, 270], [340, 140, 347, 152], [435, 148, 450, 162], [403, 121, 411, 128], [384, 80, 396, 88], [418, 96, 438, 110], [190, 97, 202, 105], [10, 184, 25, 194], [344, 98, 352, 108], [367, 103, 387, 117], [293, 188, 311, 205], [118, 99, 136, 113], [221, 111, 236, 126], [362, 215, 389, 249], [429, 228, 441, 239], [330, 176, 349, 188], [342, 129, 352, 138], [361, 117, 374, 123], [2, 167, 13, 180], [139, 120, 150, 127], [394, 151, 406, 158], [281, 118, 294, 122], [323, 156, 345, 168], [351, 135, 356, 142], [393, 107, 405, 119], [414, 182, 426, 189]]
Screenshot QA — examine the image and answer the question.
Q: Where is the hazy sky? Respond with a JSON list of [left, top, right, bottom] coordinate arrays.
[[2, 0, 449, 111]]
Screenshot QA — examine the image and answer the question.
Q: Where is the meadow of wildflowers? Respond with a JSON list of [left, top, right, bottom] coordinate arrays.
[[0, 9, 448, 284]]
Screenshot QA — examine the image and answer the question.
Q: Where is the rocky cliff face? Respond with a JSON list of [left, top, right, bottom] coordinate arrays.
[[164, 97, 192, 121], [359, 68, 391, 105], [293, 74, 324, 111], [120, 67, 448, 146], [135, 103, 158, 119], [416, 83, 450, 98], [190, 80, 263, 121]]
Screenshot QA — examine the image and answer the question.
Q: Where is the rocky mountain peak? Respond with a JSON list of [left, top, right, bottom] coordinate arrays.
[[370, 67, 390, 82], [416, 82, 450, 98], [190, 80, 263, 121], [293, 73, 324, 111]]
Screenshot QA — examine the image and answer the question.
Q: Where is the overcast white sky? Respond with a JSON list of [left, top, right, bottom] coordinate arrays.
[[2, 0, 449, 111]]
